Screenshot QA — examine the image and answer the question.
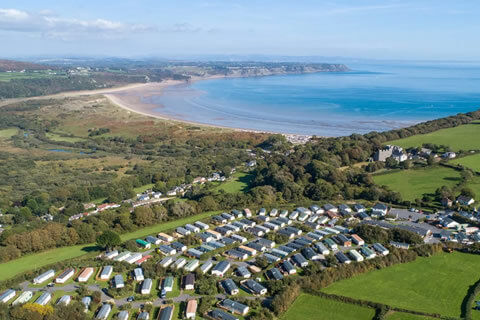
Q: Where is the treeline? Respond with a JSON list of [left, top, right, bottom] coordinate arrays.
[[0, 302, 88, 320], [353, 224, 424, 245]]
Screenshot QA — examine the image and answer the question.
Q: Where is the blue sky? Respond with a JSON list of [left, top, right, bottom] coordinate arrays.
[[0, 0, 479, 60]]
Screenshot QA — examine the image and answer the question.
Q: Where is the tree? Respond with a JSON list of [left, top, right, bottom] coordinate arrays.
[[96, 230, 121, 249]]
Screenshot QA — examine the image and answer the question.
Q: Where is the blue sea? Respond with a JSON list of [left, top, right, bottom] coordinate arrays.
[[146, 61, 480, 136]]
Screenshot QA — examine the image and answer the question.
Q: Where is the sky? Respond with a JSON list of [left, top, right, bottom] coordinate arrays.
[[0, 0, 479, 60]]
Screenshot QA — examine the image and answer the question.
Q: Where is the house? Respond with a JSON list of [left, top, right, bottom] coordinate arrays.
[[56, 268, 75, 284], [221, 278, 239, 295], [162, 276, 174, 292], [0, 289, 16, 303], [220, 299, 249, 316], [212, 261, 231, 277], [208, 309, 239, 320], [134, 268, 144, 281], [183, 274, 195, 290], [441, 198, 453, 207], [78, 268, 94, 282], [158, 306, 174, 320], [372, 203, 389, 217], [96, 304, 112, 320], [33, 269, 55, 284], [441, 217, 460, 228], [457, 196, 475, 206], [241, 279, 267, 295], [100, 266, 113, 280], [12, 290, 33, 305], [186, 299, 198, 319], [35, 292, 52, 306], [114, 275, 124, 288], [443, 152, 456, 159], [141, 278, 153, 295], [57, 295, 71, 306]]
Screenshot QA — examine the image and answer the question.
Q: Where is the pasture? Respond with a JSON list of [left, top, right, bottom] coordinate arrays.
[[388, 121, 480, 152], [213, 171, 253, 194], [323, 252, 480, 318], [281, 293, 376, 320], [451, 153, 480, 172], [373, 166, 461, 201]]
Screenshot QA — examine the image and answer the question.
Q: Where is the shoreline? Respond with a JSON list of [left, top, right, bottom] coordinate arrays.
[[104, 77, 308, 136]]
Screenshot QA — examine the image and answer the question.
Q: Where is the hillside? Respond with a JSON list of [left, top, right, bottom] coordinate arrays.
[[0, 59, 50, 72]]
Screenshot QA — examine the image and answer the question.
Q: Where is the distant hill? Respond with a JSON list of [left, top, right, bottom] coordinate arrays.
[[0, 59, 50, 72]]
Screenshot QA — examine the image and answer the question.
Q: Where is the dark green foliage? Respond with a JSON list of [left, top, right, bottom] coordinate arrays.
[[96, 230, 122, 249]]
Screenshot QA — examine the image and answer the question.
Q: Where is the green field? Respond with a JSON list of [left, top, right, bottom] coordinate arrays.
[[0, 128, 19, 139], [451, 153, 480, 172], [0, 71, 66, 82], [373, 166, 461, 201], [281, 294, 376, 320], [0, 211, 220, 282], [387, 312, 433, 320], [323, 252, 480, 318], [133, 183, 155, 194], [214, 172, 253, 194], [388, 121, 480, 152]]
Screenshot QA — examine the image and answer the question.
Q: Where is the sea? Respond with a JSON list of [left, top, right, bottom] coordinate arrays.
[[145, 61, 480, 136]]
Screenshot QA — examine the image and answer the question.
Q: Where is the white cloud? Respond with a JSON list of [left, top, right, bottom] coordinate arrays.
[[0, 8, 154, 39]]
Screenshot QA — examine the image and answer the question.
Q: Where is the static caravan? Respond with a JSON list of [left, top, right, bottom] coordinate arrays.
[[104, 250, 118, 259], [241, 280, 267, 295], [174, 258, 187, 269], [96, 303, 112, 320], [134, 268, 144, 281], [185, 224, 200, 233], [212, 261, 231, 277], [78, 267, 94, 283], [125, 252, 143, 264], [200, 260, 214, 274], [194, 221, 210, 230], [157, 233, 174, 243], [114, 251, 131, 262], [136, 239, 151, 249], [360, 246, 376, 259], [373, 243, 390, 256], [146, 235, 161, 245], [114, 275, 124, 288], [291, 253, 309, 268], [281, 260, 296, 275], [221, 278, 239, 295], [56, 268, 75, 284], [141, 278, 153, 295], [35, 292, 52, 306], [57, 295, 71, 306], [160, 256, 175, 268], [335, 251, 351, 264], [351, 234, 365, 246], [162, 276, 174, 292], [12, 290, 33, 305], [158, 245, 177, 256], [184, 259, 200, 272], [348, 249, 364, 262], [100, 266, 113, 280], [314, 242, 330, 255], [0, 289, 16, 304]]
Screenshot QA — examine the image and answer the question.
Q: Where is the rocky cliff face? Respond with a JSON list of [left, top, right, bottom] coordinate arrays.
[[217, 63, 350, 78]]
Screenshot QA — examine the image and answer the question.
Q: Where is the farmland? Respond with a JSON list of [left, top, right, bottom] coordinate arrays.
[[388, 121, 480, 152], [0, 128, 18, 139], [373, 166, 461, 201], [281, 293, 376, 320], [323, 252, 480, 318]]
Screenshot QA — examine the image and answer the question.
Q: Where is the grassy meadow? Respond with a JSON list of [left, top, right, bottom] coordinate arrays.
[[281, 293, 376, 320], [213, 171, 254, 194], [388, 121, 480, 151], [323, 252, 480, 318], [373, 166, 461, 201], [0, 128, 19, 139]]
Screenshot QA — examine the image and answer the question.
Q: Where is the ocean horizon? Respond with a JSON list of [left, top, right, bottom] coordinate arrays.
[[144, 61, 480, 136]]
